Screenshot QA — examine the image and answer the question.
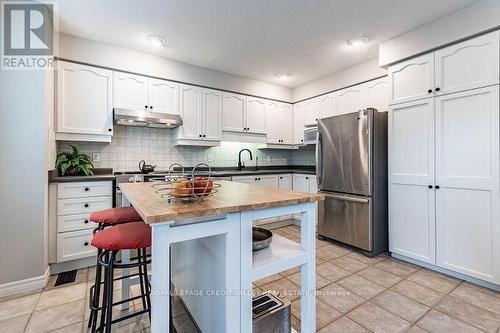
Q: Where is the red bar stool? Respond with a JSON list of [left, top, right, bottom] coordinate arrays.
[[87, 207, 143, 332], [90, 222, 152, 333]]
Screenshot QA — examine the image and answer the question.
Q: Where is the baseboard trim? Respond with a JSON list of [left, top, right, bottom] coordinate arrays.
[[391, 252, 500, 291], [0, 266, 50, 299]]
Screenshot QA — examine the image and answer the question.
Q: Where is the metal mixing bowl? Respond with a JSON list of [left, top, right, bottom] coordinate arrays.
[[253, 227, 273, 251]]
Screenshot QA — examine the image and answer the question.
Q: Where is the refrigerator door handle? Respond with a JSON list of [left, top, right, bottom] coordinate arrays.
[[320, 192, 369, 204], [316, 131, 322, 186]]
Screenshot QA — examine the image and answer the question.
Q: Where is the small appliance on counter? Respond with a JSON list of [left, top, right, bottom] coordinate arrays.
[[253, 292, 291, 333], [138, 160, 156, 174]]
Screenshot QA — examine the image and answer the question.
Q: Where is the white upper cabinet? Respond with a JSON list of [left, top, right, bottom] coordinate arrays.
[[434, 86, 500, 283], [176, 85, 222, 143], [293, 102, 305, 145], [113, 72, 149, 112], [56, 61, 113, 141], [178, 84, 202, 140], [388, 53, 435, 105], [265, 101, 281, 144], [364, 77, 390, 112], [266, 102, 293, 144], [222, 92, 246, 132], [304, 97, 320, 126], [435, 31, 499, 96], [319, 92, 337, 119], [148, 78, 179, 114], [337, 85, 365, 115], [114, 73, 179, 115], [389, 98, 436, 264], [202, 88, 223, 141], [246, 97, 267, 134]]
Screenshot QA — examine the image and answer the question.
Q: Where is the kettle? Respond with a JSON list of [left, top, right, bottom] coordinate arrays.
[[138, 160, 156, 174]]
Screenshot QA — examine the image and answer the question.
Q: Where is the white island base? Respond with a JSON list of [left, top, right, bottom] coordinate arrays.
[[152, 203, 317, 333]]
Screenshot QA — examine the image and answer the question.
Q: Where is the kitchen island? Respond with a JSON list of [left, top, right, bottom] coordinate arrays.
[[119, 180, 323, 333]]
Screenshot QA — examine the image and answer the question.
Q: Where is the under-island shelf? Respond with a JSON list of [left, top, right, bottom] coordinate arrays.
[[252, 234, 307, 281]]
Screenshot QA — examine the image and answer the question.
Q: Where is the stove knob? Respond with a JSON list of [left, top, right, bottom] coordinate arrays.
[[129, 176, 135, 183]]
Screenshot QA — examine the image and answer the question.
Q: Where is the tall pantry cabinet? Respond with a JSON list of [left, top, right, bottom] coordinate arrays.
[[388, 31, 500, 284]]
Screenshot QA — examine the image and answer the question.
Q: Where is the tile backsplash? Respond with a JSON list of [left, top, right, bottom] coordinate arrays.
[[57, 126, 315, 172]]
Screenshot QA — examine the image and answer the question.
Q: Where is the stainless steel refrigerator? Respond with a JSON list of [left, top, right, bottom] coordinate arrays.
[[317, 108, 388, 256]]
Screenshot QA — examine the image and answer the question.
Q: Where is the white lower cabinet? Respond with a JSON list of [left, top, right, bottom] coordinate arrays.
[[57, 229, 96, 262], [55, 181, 113, 263], [389, 85, 500, 284], [292, 174, 316, 194]]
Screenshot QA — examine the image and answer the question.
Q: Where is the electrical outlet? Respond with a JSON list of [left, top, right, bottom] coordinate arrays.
[[266, 155, 271, 162], [92, 152, 100, 163], [206, 154, 213, 163]]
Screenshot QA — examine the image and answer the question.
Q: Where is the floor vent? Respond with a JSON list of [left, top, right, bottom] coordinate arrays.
[[54, 269, 77, 286]]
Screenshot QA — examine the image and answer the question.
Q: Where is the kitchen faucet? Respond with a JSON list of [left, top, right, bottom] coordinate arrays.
[[238, 149, 253, 170]]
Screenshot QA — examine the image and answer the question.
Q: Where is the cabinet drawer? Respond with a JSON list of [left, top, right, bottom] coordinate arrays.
[[58, 196, 112, 216], [58, 213, 94, 232], [57, 181, 112, 199], [57, 229, 96, 262]]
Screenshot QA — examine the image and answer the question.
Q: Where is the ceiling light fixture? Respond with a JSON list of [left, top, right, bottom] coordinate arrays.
[[147, 35, 166, 48], [347, 37, 368, 48], [275, 73, 293, 81]]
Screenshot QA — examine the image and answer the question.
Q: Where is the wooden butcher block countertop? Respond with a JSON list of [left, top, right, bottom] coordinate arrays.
[[119, 180, 324, 224]]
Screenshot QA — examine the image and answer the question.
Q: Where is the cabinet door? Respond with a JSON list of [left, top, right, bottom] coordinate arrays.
[[246, 97, 267, 134], [280, 103, 293, 144], [364, 77, 390, 112], [113, 72, 148, 112], [308, 176, 317, 193], [304, 97, 320, 126], [179, 84, 202, 139], [389, 98, 436, 264], [232, 176, 255, 185], [337, 86, 365, 115], [266, 101, 281, 144], [148, 78, 179, 114], [222, 92, 246, 132], [320, 92, 337, 119], [293, 102, 305, 144], [278, 174, 293, 190], [202, 88, 222, 141], [389, 53, 434, 105], [258, 175, 279, 189], [292, 174, 309, 193], [435, 31, 499, 96], [435, 86, 500, 283], [57, 61, 113, 136]]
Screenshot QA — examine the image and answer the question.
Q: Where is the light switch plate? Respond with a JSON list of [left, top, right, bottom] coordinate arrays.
[[92, 152, 100, 163]]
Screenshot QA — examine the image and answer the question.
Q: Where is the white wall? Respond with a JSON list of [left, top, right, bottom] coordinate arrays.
[[379, 0, 500, 67], [0, 69, 49, 285], [58, 34, 292, 102], [292, 57, 386, 102]]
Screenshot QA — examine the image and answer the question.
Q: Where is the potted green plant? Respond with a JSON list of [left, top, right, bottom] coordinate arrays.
[[55, 145, 94, 176]]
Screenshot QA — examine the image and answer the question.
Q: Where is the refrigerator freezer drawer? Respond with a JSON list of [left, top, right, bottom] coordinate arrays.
[[318, 192, 372, 251]]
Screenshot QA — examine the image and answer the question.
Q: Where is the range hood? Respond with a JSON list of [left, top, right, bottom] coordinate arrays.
[[113, 108, 182, 128]]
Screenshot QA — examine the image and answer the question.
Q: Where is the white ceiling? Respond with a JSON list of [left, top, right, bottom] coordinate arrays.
[[57, 0, 481, 88]]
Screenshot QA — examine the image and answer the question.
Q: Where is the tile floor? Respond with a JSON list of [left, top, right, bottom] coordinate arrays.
[[2, 224, 500, 332]]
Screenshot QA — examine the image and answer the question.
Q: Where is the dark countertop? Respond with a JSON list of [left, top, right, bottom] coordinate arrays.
[[49, 166, 316, 183], [49, 168, 115, 183]]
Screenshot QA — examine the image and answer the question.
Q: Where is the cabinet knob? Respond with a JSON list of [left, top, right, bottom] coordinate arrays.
[[84, 242, 89, 246], [108, 128, 112, 132], [435, 87, 440, 92], [427, 89, 433, 93], [150, 106, 153, 109], [280, 176, 283, 179], [306, 177, 309, 179], [301, 139, 303, 142], [428, 185, 433, 189], [84, 219, 89, 224], [203, 134, 206, 138], [84, 187, 89, 191], [199, 134, 202, 137], [258, 178, 261, 180], [145, 105, 148, 108], [84, 203, 89, 208], [435, 185, 440, 189], [247, 128, 250, 131], [254, 178, 257, 181]]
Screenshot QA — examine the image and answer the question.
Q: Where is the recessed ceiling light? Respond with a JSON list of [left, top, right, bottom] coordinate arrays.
[[347, 37, 368, 48], [275, 73, 293, 81], [147, 35, 166, 48]]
